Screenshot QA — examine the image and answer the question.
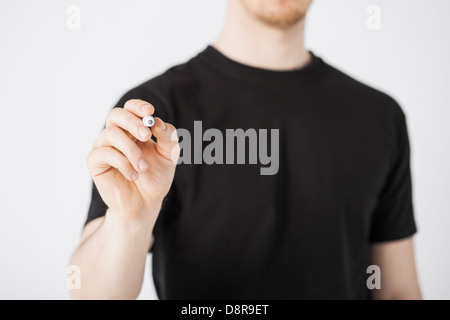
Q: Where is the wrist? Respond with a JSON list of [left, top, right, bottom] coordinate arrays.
[[102, 209, 155, 254], [105, 204, 161, 236]]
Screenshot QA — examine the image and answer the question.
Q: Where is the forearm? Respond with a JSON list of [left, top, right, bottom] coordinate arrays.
[[70, 209, 157, 300], [370, 237, 422, 300]]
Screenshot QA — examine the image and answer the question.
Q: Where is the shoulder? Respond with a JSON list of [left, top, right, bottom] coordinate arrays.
[[114, 54, 201, 121], [122, 55, 200, 100], [318, 58, 405, 120]]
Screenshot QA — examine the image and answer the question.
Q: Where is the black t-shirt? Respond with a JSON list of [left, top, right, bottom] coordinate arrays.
[[86, 46, 416, 299]]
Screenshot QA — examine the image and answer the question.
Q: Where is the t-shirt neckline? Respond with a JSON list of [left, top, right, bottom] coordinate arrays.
[[197, 45, 323, 85]]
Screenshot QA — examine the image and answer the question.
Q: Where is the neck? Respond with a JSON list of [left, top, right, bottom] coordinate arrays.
[[214, 1, 310, 71]]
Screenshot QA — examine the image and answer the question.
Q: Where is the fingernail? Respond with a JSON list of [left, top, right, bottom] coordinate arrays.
[[131, 171, 139, 181], [161, 121, 167, 131], [138, 126, 150, 138], [139, 158, 148, 171], [142, 104, 152, 113]]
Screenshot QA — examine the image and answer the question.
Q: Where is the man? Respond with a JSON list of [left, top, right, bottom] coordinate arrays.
[[70, 0, 421, 299]]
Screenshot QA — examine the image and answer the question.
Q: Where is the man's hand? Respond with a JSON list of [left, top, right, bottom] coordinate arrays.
[[87, 99, 179, 221], [70, 99, 179, 299]]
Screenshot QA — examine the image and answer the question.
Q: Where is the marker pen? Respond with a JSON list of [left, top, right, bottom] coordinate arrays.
[[142, 115, 155, 127]]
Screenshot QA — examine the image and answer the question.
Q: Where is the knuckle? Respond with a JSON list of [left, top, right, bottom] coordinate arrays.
[[108, 107, 121, 118], [123, 141, 142, 159], [169, 127, 179, 142], [106, 126, 123, 139], [102, 127, 114, 139], [86, 149, 95, 165], [87, 148, 104, 168], [101, 146, 113, 158], [105, 147, 125, 168], [130, 146, 144, 160], [132, 117, 142, 128], [167, 122, 176, 130], [120, 110, 137, 126], [124, 99, 138, 109], [106, 108, 120, 124], [118, 156, 129, 169]]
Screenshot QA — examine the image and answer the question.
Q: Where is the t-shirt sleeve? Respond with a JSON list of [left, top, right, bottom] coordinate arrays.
[[85, 182, 107, 227], [84, 82, 174, 227], [369, 107, 417, 243]]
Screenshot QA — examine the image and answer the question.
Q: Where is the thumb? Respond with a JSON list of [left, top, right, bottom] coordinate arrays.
[[152, 117, 180, 164]]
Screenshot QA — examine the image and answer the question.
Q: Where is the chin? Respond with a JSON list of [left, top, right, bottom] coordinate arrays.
[[242, 0, 312, 29]]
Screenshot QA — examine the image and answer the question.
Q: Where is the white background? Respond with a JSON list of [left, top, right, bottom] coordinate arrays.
[[0, 0, 449, 300]]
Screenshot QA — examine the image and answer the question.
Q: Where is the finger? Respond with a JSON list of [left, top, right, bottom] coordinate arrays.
[[95, 126, 149, 173], [87, 147, 138, 182], [152, 117, 180, 164], [106, 107, 152, 142], [123, 99, 155, 118]]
